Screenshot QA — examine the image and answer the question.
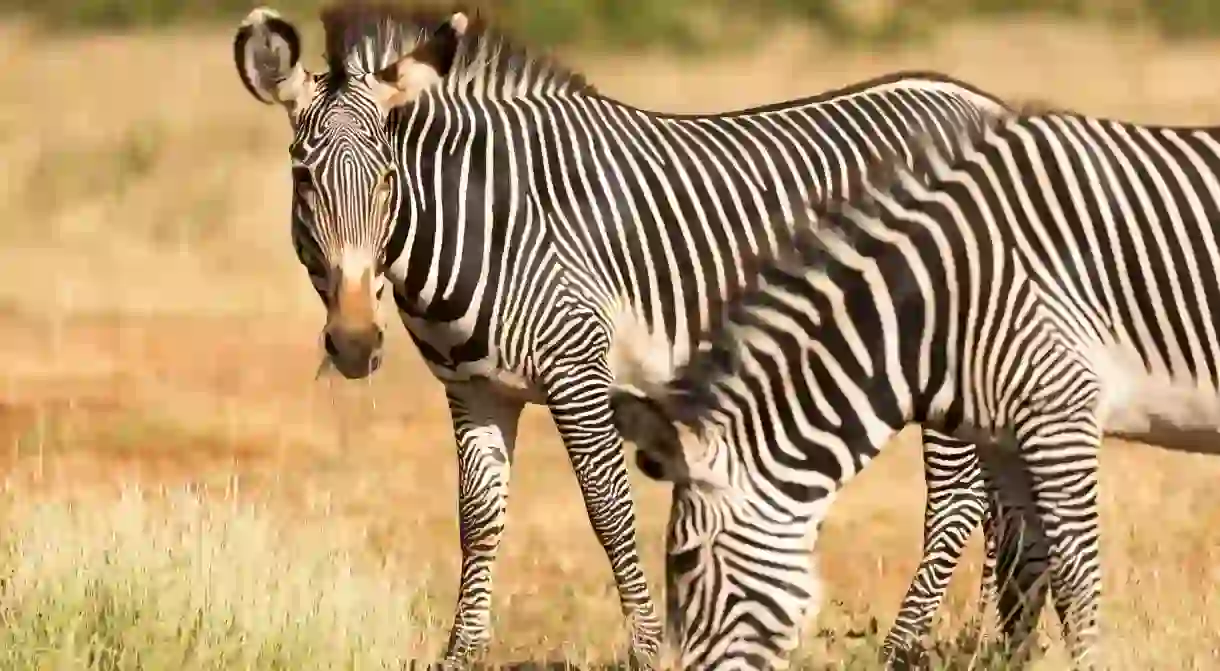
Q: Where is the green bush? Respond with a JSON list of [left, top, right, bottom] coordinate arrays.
[[2, 0, 1220, 49]]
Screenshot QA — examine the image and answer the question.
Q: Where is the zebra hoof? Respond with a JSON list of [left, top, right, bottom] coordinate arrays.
[[881, 643, 931, 671], [627, 605, 664, 670], [628, 647, 659, 671], [436, 656, 482, 671], [439, 633, 490, 671]]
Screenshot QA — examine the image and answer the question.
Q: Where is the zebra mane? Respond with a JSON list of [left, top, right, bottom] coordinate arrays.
[[319, 1, 595, 98], [664, 103, 1065, 429], [809, 97, 1075, 230], [321, 1, 427, 75]]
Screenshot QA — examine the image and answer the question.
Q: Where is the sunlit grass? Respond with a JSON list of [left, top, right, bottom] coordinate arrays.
[[0, 486, 438, 670], [2, 14, 1220, 671]]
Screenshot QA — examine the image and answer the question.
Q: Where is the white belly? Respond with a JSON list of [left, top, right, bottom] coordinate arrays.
[[606, 303, 689, 397], [1091, 343, 1220, 455]]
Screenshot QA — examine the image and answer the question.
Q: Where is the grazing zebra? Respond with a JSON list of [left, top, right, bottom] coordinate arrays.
[[231, 2, 1015, 666], [612, 106, 1220, 670]]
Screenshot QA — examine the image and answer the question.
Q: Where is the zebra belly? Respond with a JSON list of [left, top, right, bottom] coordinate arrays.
[[606, 305, 688, 396], [1091, 343, 1220, 455]]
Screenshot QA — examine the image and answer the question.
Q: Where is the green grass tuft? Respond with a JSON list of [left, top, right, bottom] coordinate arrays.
[[0, 487, 436, 671]]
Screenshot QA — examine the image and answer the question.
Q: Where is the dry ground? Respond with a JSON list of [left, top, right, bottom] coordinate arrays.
[[2, 14, 1220, 670]]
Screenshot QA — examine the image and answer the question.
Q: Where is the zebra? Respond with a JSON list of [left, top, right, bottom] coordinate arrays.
[[611, 104, 1220, 669], [231, 2, 1020, 666]]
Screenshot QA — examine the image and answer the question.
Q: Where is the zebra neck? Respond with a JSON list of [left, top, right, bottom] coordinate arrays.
[[683, 262, 929, 505], [387, 99, 547, 317]]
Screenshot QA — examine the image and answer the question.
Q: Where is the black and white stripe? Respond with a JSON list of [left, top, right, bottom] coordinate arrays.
[[613, 108, 1220, 669], [234, 4, 1018, 667]]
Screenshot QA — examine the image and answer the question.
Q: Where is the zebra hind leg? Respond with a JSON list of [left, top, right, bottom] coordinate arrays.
[[1016, 404, 1104, 669], [441, 387, 525, 670], [881, 429, 990, 668], [977, 444, 1052, 668]]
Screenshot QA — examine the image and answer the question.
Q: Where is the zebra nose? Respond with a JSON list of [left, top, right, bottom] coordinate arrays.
[[323, 325, 384, 379]]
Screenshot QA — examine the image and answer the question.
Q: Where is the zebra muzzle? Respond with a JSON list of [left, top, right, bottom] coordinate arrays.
[[322, 326, 384, 379], [322, 266, 385, 379]]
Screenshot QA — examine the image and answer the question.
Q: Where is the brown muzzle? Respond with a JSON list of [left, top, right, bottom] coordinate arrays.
[[323, 267, 384, 379]]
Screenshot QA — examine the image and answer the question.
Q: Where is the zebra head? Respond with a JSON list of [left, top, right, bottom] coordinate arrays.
[[612, 390, 823, 670], [232, 6, 467, 379]]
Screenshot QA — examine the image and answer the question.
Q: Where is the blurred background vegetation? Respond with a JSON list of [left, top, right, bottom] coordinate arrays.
[[1, 0, 1219, 50]]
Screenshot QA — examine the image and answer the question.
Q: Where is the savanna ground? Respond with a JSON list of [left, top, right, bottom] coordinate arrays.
[[3, 12, 1220, 670]]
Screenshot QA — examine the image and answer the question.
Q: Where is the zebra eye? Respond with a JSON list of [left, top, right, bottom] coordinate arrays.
[[374, 168, 395, 210], [378, 167, 396, 192]]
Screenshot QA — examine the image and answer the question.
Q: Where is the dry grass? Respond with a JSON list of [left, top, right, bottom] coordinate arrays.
[[0, 486, 438, 670], [3, 14, 1220, 670]]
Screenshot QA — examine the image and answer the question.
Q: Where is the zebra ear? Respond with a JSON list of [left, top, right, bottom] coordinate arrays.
[[611, 391, 690, 483], [369, 11, 469, 110], [234, 7, 315, 116]]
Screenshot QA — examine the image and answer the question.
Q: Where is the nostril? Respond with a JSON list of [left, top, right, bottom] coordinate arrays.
[[375, 330, 385, 346], [635, 450, 667, 481], [324, 333, 339, 358]]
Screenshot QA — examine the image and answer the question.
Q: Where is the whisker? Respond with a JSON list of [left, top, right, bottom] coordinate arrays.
[[315, 353, 335, 381]]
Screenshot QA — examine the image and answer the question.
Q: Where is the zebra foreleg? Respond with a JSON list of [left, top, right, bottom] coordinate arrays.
[[882, 430, 1052, 670], [441, 386, 525, 669], [882, 429, 992, 667], [547, 368, 662, 669]]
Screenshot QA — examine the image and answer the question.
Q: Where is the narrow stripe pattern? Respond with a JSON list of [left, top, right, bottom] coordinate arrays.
[[619, 109, 1220, 669], [234, 5, 1017, 667]]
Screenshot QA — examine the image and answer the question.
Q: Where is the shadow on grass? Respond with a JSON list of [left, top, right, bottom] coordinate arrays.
[[803, 616, 1046, 670], [403, 664, 634, 670], [398, 617, 1049, 670]]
